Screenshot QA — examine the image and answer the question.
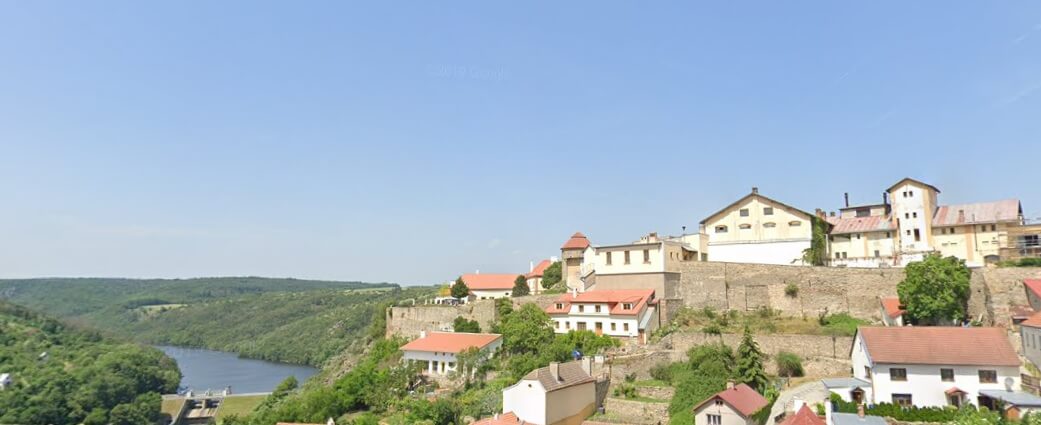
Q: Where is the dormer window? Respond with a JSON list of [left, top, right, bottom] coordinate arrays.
[[555, 303, 563, 310], [622, 303, 633, 310], [715, 225, 728, 233]]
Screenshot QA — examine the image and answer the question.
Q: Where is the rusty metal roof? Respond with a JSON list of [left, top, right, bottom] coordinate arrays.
[[933, 199, 1021, 226], [826, 215, 895, 235]]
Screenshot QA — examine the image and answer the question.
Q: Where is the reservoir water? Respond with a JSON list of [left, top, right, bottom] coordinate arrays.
[[157, 346, 318, 394]]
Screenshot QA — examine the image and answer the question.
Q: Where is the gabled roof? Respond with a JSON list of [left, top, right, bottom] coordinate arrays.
[[886, 177, 941, 194], [700, 189, 813, 225], [461, 273, 518, 290], [692, 383, 769, 418], [400, 332, 502, 354], [1021, 311, 1041, 328], [933, 200, 1022, 226], [545, 289, 655, 316], [827, 215, 895, 235], [1025, 279, 1041, 299], [779, 405, 825, 425], [520, 361, 594, 392], [561, 232, 591, 250], [856, 326, 1019, 367], [526, 260, 552, 279], [470, 412, 521, 424], [880, 297, 905, 319]]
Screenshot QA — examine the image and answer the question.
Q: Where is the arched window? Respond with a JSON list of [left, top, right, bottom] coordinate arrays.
[[789, 221, 802, 227], [763, 222, 777, 228], [715, 225, 728, 233], [739, 223, 752, 230]]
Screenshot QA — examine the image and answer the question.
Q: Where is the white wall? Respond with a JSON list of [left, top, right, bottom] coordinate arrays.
[[471, 289, 512, 300], [890, 182, 935, 253], [1022, 326, 1041, 370], [552, 315, 642, 337], [852, 334, 1019, 408], [402, 339, 502, 376], [693, 401, 755, 425], [707, 240, 810, 266], [504, 379, 547, 425]]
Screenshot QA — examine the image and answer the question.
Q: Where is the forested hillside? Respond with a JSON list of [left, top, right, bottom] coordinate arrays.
[[0, 301, 181, 425], [0, 277, 414, 365]]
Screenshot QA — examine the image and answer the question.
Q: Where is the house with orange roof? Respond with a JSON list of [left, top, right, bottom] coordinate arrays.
[[777, 404, 824, 425], [545, 288, 658, 343], [878, 297, 905, 327], [525, 257, 557, 294], [461, 273, 521, 300], [469, 412, 521, 424], [560, 232, 591, 290], [401, 331, 503, 375], [691, 382, 769, 425], [851, 326, 1022, 408], [1020, 309, 1041, 370]]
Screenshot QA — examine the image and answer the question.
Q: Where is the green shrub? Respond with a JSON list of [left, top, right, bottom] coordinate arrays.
[[613, 382, 638, 399], [785, 283, 799, 297], [776, 351, 804, 377], [624, 372, 637, 383], [819, 313, 869, 336], [830, 393, 962, 422], [650, 362, 674, 383]]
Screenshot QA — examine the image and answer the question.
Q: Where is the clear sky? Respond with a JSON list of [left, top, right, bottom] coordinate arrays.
[[1, 2, 1039, 285]]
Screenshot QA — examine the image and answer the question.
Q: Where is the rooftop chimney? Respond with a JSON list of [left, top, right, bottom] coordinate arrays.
[[857, 403, 865, 418], [844, 192, 850, 208], [530, 261, 534, 272], [549, 362, 561, 381], [791, 398, 805, 414], [726, 380, 735, 390], [959, 209, 966, 223], [419, 330, 427, 339], [752, 187, 759, 195]]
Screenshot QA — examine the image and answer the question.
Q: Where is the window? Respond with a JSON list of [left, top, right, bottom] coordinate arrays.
[[835, 252, 841, 259], [856, 233, 861, 240], [905, 213, 910, 219], [643, 249, 650, 264], [789, 221, 802, 227], [555, 303, 563, 309], [950, 227, 956, 234], [622, 303, 633, 310], [914, 229, 921, 242], [864, 367, 872, 380], [707, 414, 722, 425], [623, 323, 630, 331], [624, 251, 631, 265], [893, 394, 913, 407], [842, 252, 848, 259], [909, 191, 914, 197], [764, 207, 774, 215], [874, 250, 880, 258], [890, 368, 908, 381], [886, 232, 891, 238], [610, 323, 616, 331], [565, 321, 571, 329], [715, 225, 728, 233], [738, 223, 752, 230], [981, 225, 986, 232], [715, 400, 724, 406], [913, 212, 918, 218], [906, 230, 912, 236], [606, 252, 612, 265], [941, 368, 954, 382], [595, 305, 602, 313], [979, 370, 997, 384], [740, 208, 749, 217], [764, 222, 776, 228], [555, 321, 560, 329], [578, 305, 585, 313], [991, 225, 997, 231]]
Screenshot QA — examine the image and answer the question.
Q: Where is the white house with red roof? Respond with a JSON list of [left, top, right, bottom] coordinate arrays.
[[525, 257, 556, 295], [461, 273, 520, 300], [545, 288, 658, 343], [851, 326, 1022, 409], [400, 331, 502, 375], [878, 297, 905, 327], [692, 382, 769, 425]]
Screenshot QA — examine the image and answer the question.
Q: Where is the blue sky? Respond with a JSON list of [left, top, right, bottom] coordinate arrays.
[[1, 2, 1039, 285]]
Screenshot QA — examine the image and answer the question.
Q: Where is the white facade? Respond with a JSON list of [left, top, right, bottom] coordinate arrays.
[[549, 299, 656, 339], [470, 288, 512, 300], [889, 181, 935, 256], [851, 334, 1020, 408], [402, 339, 502, 376], [1022, 324, 1041, 370], [706, 240, 810, 266], [502, 367, 596, 425]]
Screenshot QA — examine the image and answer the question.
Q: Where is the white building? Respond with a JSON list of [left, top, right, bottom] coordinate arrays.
[[545, 288, 658, 343], [525, 258, 556, 295], [0, 373, 10, 390], [691, 382, 769, 425], [400, 331, 502, 376], [878, 297, 904, 327], [1020, 311, 1041, 370], [822, 377, 873, 405], [699, 187, 815, 266], [461, 273, 519, 300], [851, 326, 1021, 408], [502, 359, 597, 425]]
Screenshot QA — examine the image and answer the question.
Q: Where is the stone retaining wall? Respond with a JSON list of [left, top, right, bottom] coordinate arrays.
[[602, 398, 669, 425], [386, 300, 495, 338]]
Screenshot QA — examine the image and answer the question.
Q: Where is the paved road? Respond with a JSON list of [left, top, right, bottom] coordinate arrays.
[[769, 380, 829, 423]]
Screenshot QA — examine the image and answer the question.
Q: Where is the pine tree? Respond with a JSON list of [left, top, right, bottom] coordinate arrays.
[[736, 326, 770, 394], [450, 277, 469, 299]]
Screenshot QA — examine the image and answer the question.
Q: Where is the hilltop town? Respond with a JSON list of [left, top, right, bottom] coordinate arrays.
[[383, 177, 1041, 425]]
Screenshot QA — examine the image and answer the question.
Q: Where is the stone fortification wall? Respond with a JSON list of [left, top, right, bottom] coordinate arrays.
[[386, 300, 496, 338]]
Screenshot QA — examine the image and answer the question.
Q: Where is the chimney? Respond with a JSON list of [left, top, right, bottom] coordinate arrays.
[[825, 400, 834, 425], [958, 209, 966, 223], [883, 192, 889, 206], [726, 380, 735, 390], [791, 398, 805, 414], [752, 187, 759, 195], [530, 261, 534, 272], [493, 413, 499, 420], [549, 362, 561, 381], [571, 287, 578, 297], [419, 330, 427, 339], [844, 192, 850, 208], [857, 403, 865, 418]]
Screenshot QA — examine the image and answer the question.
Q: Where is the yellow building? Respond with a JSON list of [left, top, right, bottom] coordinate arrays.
[[699, 187, 815, 265]]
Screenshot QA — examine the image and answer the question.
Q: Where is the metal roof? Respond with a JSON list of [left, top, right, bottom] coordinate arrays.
[[933, 199, 1022, 226], [821, 377, 871, 389], [826, 215, 895, 235], [831, 413, 887, 425], [979, 389, 1041, 407]]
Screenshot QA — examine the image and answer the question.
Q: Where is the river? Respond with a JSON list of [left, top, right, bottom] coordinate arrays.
[[157, 346, 318, 394]]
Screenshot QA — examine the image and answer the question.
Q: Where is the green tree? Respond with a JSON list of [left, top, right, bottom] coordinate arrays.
[[540, 262, 562, 289], [736, 326, 769, 394], [451, 277, 470, 299], [453, 316, 481, 333], [801, 216, 829, 266], [499, 303, 554, 355], [898, 254, 971, 325], [512, 275, 530, 297]]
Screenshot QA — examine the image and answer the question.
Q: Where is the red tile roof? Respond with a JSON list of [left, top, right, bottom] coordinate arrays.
[[545, 289, 655, 316], [400, 332, 502, 354], [932, 199, 1022, 226], [857, 327, 1019, 366], [1025, 279, 1041, 299], [778, 405, 825, 425], [461, 273, 519, 290], [470, 412, 520, 424], [561, 232, 591, 250], [526, 259, 552, 279], [692, 383, 770, 418], [1021, 311, 1041, 328], [827, 215, 895, 235], [880, 297, 905, 319]]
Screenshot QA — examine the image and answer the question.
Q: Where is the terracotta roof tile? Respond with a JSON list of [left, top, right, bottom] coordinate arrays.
[[858, 326, 1019, 366], [827, 215, 895, 235], [521, 361, 594, 392], [692, 383, 769, 417], [470, 412, 520, 424], [400, 332, 502, 354], [526, 259, 552, 279], [932, 199, 1021, 226], [561, 232, 591, 250], [461, 273, 519, 290], [880, 297, 905, 319], [545, 289, 655, 316], [1025, 279, 1041, 299], [778, 405, 826, 425], [1022, 311, 1041, 328]]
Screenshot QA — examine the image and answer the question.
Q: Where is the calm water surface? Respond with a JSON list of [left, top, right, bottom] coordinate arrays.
[[157, 346, 318, 394]]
